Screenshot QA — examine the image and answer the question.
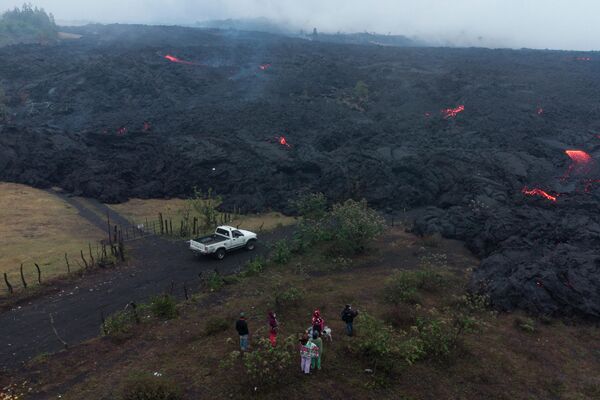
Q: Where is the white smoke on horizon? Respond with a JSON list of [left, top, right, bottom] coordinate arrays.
[[0, 0, 597, 51]]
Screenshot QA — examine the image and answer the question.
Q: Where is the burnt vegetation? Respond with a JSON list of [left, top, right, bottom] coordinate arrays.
[[1, 24, 600, 317]]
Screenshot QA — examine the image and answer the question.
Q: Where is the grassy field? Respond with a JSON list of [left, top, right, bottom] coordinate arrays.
[[107, 197, 296, 234], [6, 227, 600, 399], [0, 183, 105, 293]]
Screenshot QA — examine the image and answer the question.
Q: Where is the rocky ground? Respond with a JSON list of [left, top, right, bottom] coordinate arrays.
[[1, 24, 599, 317]]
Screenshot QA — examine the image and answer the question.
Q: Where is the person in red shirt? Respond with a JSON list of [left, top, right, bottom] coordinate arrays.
[[268, 311, 279, 346], [311, 309, 325, 335]]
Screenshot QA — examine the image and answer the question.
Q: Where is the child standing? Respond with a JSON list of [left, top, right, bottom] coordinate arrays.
[[299, 333, 317, 374], [310, 330, 323, 371]]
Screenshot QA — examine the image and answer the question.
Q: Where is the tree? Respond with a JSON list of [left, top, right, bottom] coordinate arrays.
[[329, 199, 385, 254], [0, 4, 58, 45]]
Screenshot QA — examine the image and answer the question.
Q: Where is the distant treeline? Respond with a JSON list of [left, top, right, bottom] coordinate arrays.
[[0, 3, 57, 46]]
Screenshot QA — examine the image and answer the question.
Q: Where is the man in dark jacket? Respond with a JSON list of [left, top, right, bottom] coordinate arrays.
[[341, 304, 358, 336], [236, 312, 249, 351]]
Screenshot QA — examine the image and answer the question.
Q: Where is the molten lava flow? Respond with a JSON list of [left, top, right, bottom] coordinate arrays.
[[259, 64, 271, 70], [565, 150, 592, 164], [441, 105, 464, 119], [277, 136, 291, 148], [117, 127, 127, 136], [576, 57, 591, 61], [537, 107, 544, 115], [164, 55, 194, 65], [522, 187, 558, 202]]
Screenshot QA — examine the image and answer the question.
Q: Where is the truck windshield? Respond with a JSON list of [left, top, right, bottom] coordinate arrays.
[[216, 228, 230, 237]]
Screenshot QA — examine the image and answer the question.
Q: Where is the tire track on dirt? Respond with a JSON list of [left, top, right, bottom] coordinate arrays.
[[0, 195, 292, 371]]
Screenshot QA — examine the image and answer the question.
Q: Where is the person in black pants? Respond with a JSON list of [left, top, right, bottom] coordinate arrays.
[[236, 312, 249, 351], [340, 304, 358, 336]]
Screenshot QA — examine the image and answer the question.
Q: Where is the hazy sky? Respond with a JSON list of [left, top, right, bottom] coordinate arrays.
[[0, 0, 598, 50]]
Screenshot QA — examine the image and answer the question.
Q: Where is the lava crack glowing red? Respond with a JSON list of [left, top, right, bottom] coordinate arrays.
[[441, 105, 465, 119], [278, 136, 290, 148], [522, 187, 558, 202], [565, 150, 592, 164], [164, 55, 194, 65], [259, 64, 271, 71]]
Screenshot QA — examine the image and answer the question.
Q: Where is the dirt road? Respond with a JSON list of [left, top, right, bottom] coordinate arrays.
[[0, 194, 291, 371]]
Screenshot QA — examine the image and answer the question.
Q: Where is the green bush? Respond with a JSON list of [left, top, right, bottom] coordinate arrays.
[[356, 314, 395, 359], [514, 317, 535, 333], [203, 271, 224, 291], [102, 309, 136, 338], [120, 372, 182, 400], [354, 80, 369, 100], [149, 294, 178, 320], [243, 257, 265, 276], [272, 240, 292, 264], [415, 317, 459, 360], [221, 337, 295, 389], [204, 317, 230, 336], [384, 272, 421, 305], [274, 286, 304, 308], [291, 192, 327, 221], [329, 199, 385, 255]]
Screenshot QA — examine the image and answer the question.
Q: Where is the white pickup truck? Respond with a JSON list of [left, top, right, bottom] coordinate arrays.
[[189, 225, 257, 260]]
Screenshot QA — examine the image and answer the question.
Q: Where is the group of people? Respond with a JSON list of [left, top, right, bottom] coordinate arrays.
[[235, 304, 359, 375]]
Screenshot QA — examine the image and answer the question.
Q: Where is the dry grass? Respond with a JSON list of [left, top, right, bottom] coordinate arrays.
[[108, 197, 296, 233], [0, 183, 104, 293], [7, 227, 600, 399]]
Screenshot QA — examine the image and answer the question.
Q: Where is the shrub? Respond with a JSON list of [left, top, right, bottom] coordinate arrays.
[[291, 192, 327, 221], [274, 286, 304, 309], [204, 317, 230, 336], [102, 309, 136, 338], [384, 272, 421, 305], [203, 271, 224, 291], [414, 317, 459, 360], [355, 314, 396, 360], [149, 294, 178, 320], [221, 337, 295, 389], [514, 317, 535, 333], [384, 303, 418, 329], [272, 240, 292, 264], [120, 372, 182, 400], [329, 199, 385, 254], [243, 257, 265, 276], [354, 81, 369, 100]]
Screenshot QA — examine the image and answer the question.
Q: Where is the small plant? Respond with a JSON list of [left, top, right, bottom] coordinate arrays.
[[203, 271, 224, 291], [204, 317, 230, 336], [354, 80, 369, 101], [272, 240, 292, 264], [384, 272, 421, 305], [149, 294, 178, 320], [514, 317, 536, 333], [221, 336, 295, 389], [328, 199, 385, 255], [102, 309, 136, 339], [243, 257, 265, 276], [355, 313, 396, 360], [120, 372, 182, 400], [414, 317, 459, 361], [275, 286, 304, 309]]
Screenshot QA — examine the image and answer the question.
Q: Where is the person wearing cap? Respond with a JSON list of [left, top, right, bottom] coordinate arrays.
[[340, 304, 359, 336], [310, 330, 323, 370], [236, 312, 249, 351]]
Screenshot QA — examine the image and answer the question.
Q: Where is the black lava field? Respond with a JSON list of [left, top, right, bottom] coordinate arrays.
[[1, 24, 600, 317]]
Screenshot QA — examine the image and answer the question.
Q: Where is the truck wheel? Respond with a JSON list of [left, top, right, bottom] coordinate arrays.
[[215, 248, 226, 260], [245, 239, 256, 251]]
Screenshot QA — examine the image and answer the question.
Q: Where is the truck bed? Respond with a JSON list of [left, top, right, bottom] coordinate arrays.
[[192, 235, 227, 245]]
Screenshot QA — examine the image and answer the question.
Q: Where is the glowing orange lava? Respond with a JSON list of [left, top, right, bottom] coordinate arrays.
[[278, 136, 291, 148], [441, 105, 464, 119], [259, 64, 271, 70], [565, 150, 592, 164], [164, 55, 194, 65], [522, 187, 558, 202]]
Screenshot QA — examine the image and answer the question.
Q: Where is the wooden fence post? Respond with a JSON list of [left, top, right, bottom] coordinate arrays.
[[113, 225, 118, 243], [159, 213, 164, 234], [34, 263, 41, 284], [19, 264, 27, 288], [4, 272, 13, 294], [183, 282, 189, 300], [80, 250, 89, 269], [88, 243, 95, 266], [107, 211, 112, 246], [65, 253, 70, 273], [169, 219, 173, 236]]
